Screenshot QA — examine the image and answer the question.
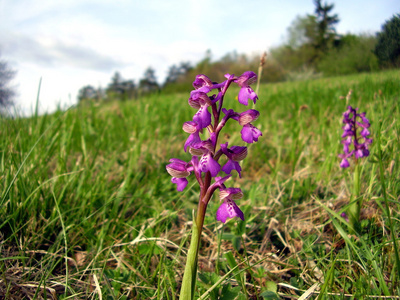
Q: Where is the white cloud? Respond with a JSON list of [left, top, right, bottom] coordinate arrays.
[[2, 32, 125, 71]]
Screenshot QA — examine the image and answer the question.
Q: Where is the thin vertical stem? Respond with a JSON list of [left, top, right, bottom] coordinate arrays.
[[180, 174, 212, 299], [348, 162, 361, 232], [180, 216, 201, 300], [353, 162, 360, 198]]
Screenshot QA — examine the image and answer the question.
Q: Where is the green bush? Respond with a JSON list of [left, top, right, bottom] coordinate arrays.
[[318, 34, 379, 75], [375, 14, 400, 67]]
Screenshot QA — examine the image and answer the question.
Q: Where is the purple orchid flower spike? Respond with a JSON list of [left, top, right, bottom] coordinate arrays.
[[338, 105, 372, 168], [167, 71, 262, 196], [338, 102, 373, 235], [166, 71, 261, 297]]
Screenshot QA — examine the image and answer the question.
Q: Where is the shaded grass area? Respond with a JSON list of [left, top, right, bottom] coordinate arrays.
[[1, 70, 399, 299]]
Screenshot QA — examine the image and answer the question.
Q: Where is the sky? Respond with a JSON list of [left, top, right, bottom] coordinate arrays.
[[1, 0, 399, 115]]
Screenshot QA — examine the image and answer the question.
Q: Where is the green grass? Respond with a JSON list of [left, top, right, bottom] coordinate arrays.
[[1, 69, 400, 299]]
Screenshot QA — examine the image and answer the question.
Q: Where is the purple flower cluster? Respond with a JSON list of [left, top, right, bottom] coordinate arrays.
[[166, 71, 262, 223], [338, 105, 372, 168]]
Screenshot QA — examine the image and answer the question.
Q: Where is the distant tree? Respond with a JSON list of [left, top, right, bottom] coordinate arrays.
[[164, 65, 180, 85], [274, 15, 319, 69], [164, 61, 192, 85], [286, 15, 318, 49], [179, 61, 192, 75], [78, 85, 102, 102], [107, 71, 123, 95], [106, 71, 137, 100], [270, 1, 339, 74], [313, 0, 340, 55], [195, 50, 212, 74], [375, 14, 400, 67], [120, 79, 136, 100], [282, 1, 339, 58], [139, 67, 159, 94], [0, 56, 16, 108]]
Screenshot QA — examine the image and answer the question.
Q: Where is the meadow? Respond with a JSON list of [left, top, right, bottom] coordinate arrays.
[[1, 69, 399, 299]]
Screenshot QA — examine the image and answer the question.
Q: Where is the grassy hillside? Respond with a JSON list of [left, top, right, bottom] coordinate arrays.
[[1, 70, 399, 299]]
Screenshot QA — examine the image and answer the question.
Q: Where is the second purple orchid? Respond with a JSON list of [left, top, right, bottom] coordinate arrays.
[[339, 105, 372, 168], [338, 103, 373, 234]]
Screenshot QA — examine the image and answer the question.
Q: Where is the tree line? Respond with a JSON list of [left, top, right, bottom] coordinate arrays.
[[77, 1, 400, 103]]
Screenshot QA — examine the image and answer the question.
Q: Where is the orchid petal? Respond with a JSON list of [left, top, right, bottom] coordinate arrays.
[[216, 199, 245, 223], [241, 124, 262, 143], [171, 177, 188, 191], [200, 153, 221, 177]]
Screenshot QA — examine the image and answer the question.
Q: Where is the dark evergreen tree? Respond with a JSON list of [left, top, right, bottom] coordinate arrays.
[[106, 72, 136, 100], [0, 56, 16, 108], [375, 14, 400, 67], [78, 85, 96, 101], [78, 85, 103, 102], [164, 65, 180, 85], [120, 79, 136, 100], [313, 0, 340, 56], [164, 61, 192, 85], [139, 67, 159, 93], [107, 71, 124, 95], [271, 1, 339, 71]]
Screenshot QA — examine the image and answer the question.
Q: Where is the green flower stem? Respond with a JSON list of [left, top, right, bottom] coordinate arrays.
[[353, 162, 360, 197], [348, 162, 361, 231], [180, 174, 211, 300], [180, 214, 202, 300]]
